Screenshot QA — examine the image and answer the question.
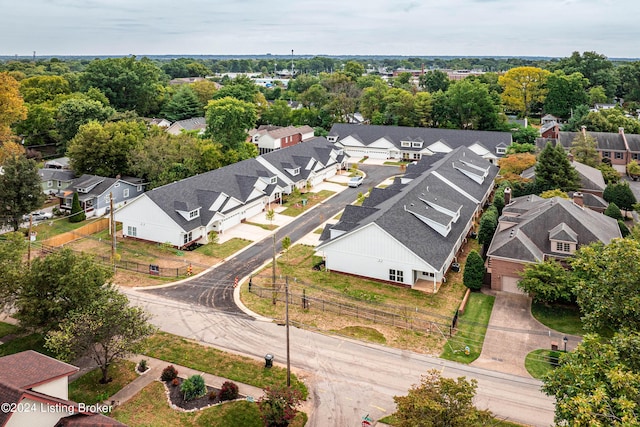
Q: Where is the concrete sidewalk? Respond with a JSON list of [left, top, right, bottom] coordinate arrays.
[[106, 355, 266, 407]]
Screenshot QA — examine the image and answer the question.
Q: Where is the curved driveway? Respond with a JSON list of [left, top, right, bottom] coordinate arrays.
[[144, 164, 398, 313]]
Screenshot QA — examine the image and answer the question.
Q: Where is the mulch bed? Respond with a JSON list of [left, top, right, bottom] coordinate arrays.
[[163, 378, 244, 411]]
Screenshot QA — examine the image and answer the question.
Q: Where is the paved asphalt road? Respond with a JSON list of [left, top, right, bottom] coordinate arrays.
[[135, 164, 556, 426], [124, 289, 556, 427], [144, 164, 399, 313]]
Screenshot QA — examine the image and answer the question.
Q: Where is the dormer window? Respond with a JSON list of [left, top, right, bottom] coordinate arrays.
[[412, 142, 423, 148], [556, 242, 571, 253], [291, 167, 300, 176], [327, 136, 338, 142], [189, 209, 200, 219], [270, 176, 277, 184], [401, 141, 411, 148], [496, 147, 506, 154]]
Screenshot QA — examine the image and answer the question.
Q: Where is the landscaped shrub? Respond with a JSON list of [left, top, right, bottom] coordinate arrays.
[[218, 381, 239, 401], [161, 365, 178, 381], [180, 374, 207, 401], [137, 359, 148, 372], [171, 378, 179, 387], [209, 391, 218, 400]]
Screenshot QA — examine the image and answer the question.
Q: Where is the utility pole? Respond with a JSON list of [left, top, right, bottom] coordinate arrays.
[[285, 276, 291, 388], [27, 214, 33, 267], [291, 49, 294, 77], [272, 231, 277, 304], [110, 192, 116, 275]]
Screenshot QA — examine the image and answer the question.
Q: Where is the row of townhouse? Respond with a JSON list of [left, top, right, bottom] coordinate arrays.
[[115, 138, 348, 248], [317, 147, 498, 290], [538, 125, 640, 172], [327, 124, 513, 163]]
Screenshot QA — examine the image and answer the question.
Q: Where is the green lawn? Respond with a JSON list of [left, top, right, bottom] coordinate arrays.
[[142, 332, 307, 399], [194, 238, 252, 259], [525, 349, 563, 380], [0, 322, 19, 339], [440, 292, 495, 363], [111, 382, 307, 427], [29, 217, 93, 241], [280, 190, 335, 217], [330, 326, 387, 344], [531, 302, 585, 336], [69, 360, 138, 404]]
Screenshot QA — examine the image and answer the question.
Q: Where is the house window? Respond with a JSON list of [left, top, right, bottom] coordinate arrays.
[[555, 242, 571, 253], [413, 153, 421, 160], [633, 153, 639, 160], [123, 188, 129, 198], [57, 181, 62, 188], [47, 181, 53, 187], [389, 269, 404, 283], [615, 152, 624, 159], [104, 194, 110, 203], [127, 226, 137, 237], [183, 232, 193, 244], [412, 142, 422, 148], [602, 151, 611, 158], [189, 209, 199, 219], [496, 147, 506, 154], [270, 176, 277, 184], [114, 182, 120, 188], [137, 185, 143, 192], [401, 141, 411, 147]]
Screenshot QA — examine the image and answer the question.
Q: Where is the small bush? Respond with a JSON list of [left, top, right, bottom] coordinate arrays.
[[171, 378, 179, 387], [137, 359, 148, 372], [218, 381, 239, 401], [181, 374, 207, 401], [161, 365, 178, 381], [209, 391, 218, 400]]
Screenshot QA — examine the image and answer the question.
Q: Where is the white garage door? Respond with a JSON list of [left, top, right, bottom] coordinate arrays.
[[502, 276, 527, 295]]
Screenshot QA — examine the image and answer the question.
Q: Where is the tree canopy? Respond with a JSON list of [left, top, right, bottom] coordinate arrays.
[[205, 96, 257, 151], [499, 66, 550, 117], [534, 142, 579, 193], [463, 250, 484, 291], [0, 154, 45, 231], [0, 72, 27, 142]]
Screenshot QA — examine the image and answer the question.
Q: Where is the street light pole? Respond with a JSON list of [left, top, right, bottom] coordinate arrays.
[[285, 276, 291, 388], [563, 336, 568, 352]]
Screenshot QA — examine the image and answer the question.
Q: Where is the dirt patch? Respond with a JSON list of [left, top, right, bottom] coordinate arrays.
[[163, 378, 244, 411]]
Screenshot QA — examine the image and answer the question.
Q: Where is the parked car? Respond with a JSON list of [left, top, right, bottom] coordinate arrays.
[[23, 211, 53, 222], [348, 176, 364, 188]]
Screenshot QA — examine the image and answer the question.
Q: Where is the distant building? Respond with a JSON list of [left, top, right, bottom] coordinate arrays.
[[165, 117, 207, 136], [249, 125, 315, 154]]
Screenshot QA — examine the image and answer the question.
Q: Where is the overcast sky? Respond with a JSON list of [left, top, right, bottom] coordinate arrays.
[[1, 0, 639, 59]]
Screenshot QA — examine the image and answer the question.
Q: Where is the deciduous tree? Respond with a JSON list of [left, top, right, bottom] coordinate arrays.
[[393, 369, 493, 427], [0, 72, 27, 142], [570, 239, 640, 333], [0, 232, 26, 310], [0, 154, 44, 231], [498, 153, 536, 175], [543, 71, 588, 119], [205, 96, 257, 152], [499, 66, 550, 117], [17, 248, 111, 331], [571, 132, 599, 167], [19, 75, 70, 104], [542, 332, 640, 426], [518, 259, 573, 303], [56, 96, 115, 145], [419, 70, 450, 93], [45, 287, 156, 384]]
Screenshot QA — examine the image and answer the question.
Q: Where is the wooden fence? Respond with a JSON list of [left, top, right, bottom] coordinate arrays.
[[41, 218, 110, 247]]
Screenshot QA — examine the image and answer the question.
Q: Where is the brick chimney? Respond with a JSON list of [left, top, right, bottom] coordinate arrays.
[[504, 187, 512, 205], [573, 192, 584, 207]]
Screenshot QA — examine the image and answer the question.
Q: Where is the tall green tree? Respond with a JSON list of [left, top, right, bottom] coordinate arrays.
[[17, 248, 111, 331], [212, 75, 259, 103], [56, 97, 115, 145], [518, 259, 573, 303], [553, 51, 618, 99], [534, 142, 579, 192], [603, 182, 637, 213], [80, 56, 165, 115], [68, 120, 146, 177], [477, 205, 499, 250], [69, 192, 85, 223], [160, 85, 202, 122], [543, 71, 589, 119], [570, 239, 640, 333], [463, 250, 485, 291], [419, 70, 450, 93], [19, 75, 70, 104], [570, 132, 599, 167], [205, 96, 257, 151], [393, 369, 493, 427], [0, 154, 45, 231], [15, 102, 59, 146], [0, 232, 26, 310], [45, 286, 156, 384], [542, 332, 640, 427], [446, 79, 504, 130], [261, 99, 292, 126]]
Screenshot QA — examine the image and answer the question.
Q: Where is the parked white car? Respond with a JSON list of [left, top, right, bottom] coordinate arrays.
[[348, 176, 364, 188], [23, 211, 53, 221]]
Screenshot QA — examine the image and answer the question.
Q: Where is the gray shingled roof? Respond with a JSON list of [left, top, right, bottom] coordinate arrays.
[[521, 160, 605, 193], [329, 124, 512, 155], [38, 169, 75, 182], [558, 131, 627, 151], [487, 196, 621, 263], [261, 137, 346, 180], [319, 147, 498, 271]]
